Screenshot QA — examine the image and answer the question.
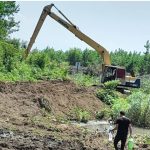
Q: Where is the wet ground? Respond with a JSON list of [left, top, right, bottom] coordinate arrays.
[[72, 120, 150, 135], [0, 129, 84, 150]]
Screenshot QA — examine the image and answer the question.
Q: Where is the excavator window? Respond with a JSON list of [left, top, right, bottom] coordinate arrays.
[[116, 68, 125, 79], [101, 66, 117, 82]]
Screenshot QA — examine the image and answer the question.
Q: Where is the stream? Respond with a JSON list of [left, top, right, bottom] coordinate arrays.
[[72, 120, 150, 136]]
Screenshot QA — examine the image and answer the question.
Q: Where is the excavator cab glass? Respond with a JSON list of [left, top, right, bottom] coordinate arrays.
[[101, 65, 125, 83]]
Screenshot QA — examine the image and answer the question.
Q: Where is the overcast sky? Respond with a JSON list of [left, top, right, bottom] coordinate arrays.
[[11, 1, 150, 53]]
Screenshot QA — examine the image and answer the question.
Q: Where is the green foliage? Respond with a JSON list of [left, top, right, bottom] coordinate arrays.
[[104, 80, 120, 90], [0, 40, 21, 72], [127, 92, 150, 127], [82, 48, 101, 67], [96, 81, 120, 106], [74, 107, 90, 123], [27, 51, 49, 69], [6, 38, 27, 49], [96, 81, 150, 128], [111, 49, 141, 75], [12, 62, 35, 81], [95, 107, 112, 120], [141, 75, 150, 94], [71, 73, 99, 86], [0, 2, 19, 39], [96, 87, 118, 105], [46, 62, 69, 80], [0, 40, 70, 81], [65, 48, 82, 65], [112, 98, 130, 119], [44, 47, 66, 63]]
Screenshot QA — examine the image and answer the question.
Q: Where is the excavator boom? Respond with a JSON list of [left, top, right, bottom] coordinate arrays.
[[26, 4, 111, 65]]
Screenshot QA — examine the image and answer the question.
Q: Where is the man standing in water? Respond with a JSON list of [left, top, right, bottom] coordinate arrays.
[[111, 111, 132, 150]]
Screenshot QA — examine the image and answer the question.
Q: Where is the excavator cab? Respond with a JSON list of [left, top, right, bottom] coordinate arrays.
[[101, 65, 140, 88], [101, 65, 125, 83]]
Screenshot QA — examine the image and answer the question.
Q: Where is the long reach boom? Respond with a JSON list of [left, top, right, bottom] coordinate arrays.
[[26, 4, 111, 65]]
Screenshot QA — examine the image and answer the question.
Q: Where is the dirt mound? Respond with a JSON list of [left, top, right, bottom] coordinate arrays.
[[0, 80, 103, 126], [0, 80, 107, 149]]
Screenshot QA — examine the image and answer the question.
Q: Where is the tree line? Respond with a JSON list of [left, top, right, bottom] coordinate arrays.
[[0, 1, 150, 81]]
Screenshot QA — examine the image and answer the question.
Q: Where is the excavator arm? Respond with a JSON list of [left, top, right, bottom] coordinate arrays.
[[26, 4, 111, 65]]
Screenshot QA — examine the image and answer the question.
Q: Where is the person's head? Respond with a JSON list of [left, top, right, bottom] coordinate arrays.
[[120, 111, 125, 116]]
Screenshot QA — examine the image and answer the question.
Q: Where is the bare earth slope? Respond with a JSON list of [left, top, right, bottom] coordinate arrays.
[[0, 80, 111, 150], [0, 80, 103, 126]]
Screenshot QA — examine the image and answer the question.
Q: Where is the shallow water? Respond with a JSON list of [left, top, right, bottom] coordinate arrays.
[[72, 120, 150, 136]]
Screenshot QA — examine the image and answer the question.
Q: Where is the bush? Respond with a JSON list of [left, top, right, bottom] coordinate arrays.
[[127, 92, 150, 127], [96, 80, 120, 105], [112, 98, 130, 120], [95, 107, 112, 120], [27, 51, 49, 69], [0, 40, 21, 72], [141, 76, 150, 94], [47, 62, 69, 80], [104, 80, 120, 90], [71, 73, 99, 86], [96, 88, 118, 105], [74, 107, 90, 123]]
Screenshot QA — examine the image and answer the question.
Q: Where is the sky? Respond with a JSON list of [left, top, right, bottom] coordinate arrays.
[[11, 1, 150, 53]]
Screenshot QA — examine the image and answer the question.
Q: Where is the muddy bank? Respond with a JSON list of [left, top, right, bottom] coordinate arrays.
[[0, 128, 112, 150], [0, 127, 149, 150], [0, 129, 83, 150]]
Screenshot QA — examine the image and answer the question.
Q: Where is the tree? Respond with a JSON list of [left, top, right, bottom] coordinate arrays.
[[65, 48, 82, 65], [143, 40, 150, 74], [0, 40, 20, 72], [0, 1, 19, 39], [82, 48, 100, 67], [144, 40, 150, 54]]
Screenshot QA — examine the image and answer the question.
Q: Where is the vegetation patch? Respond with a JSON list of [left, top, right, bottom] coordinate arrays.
[[95, 107, 112, 120], [71, 107, 91, 123]]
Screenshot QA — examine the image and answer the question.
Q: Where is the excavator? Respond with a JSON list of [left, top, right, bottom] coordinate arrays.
[[25, 3, 140, 88]]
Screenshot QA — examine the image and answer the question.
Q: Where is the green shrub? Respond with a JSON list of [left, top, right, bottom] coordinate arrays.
[[96, 80, 120, 105], [13, 62, 35, 81], [96, 88, 118, 105], [48, 62, 69, 80], [27, 51, 49, 69], [95, 107, 112, 120], [104, 80, 120, 90], [71, 73, 99, 86], [127, 92, 150, 127], [0, 40, 21, 72], [74, 107, 90, 123], [141, 76, 150, 94], [112, 98, 130, 119]]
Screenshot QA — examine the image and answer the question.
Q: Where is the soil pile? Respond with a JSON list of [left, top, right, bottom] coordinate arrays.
[[0, 80, 103, 127]]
